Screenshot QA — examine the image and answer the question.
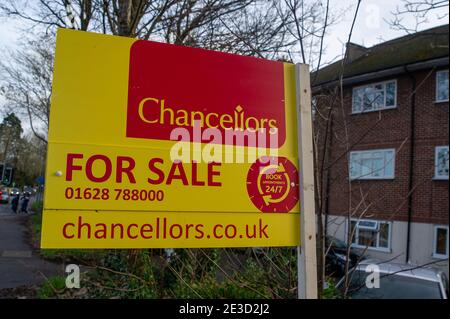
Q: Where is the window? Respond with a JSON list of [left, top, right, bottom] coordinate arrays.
[[352, 80, 397, 113], [349, 219, 391, 251], [350, 149, 395, 180], [436, 70, 449, 102], [435, 146, 449, 180], [433, 226, 449, 259]]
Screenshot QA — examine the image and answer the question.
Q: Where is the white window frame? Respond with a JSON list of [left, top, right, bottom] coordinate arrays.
[[436, 70, 449, 103], [349, 148, 396, 180], [357, 220, 378, 230], [348, 219, 392, 252], [434, 146, 449, 180], [433, 225, 449, 259], [352, 79, 397, 114]]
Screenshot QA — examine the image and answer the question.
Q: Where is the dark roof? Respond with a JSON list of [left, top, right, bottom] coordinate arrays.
[[312, 24, 449, 87]]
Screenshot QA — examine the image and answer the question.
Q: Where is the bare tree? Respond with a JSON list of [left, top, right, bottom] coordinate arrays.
[[0, 0, 96, 31], [280, 0, 344, 297], [99, 0, 177, 37], [162, 0, 295, 58], [0, 0, 311, 137], [0, 113, 23, 175], [0, 35, 53, 143], [387, 0, 449, 33], [14, 133, 47, 186]]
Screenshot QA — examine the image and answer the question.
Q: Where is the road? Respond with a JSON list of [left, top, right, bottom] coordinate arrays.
[[0, 200, 64, 294]]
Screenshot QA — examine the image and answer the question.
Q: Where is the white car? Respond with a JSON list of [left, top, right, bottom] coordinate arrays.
[[337, 259, 448, 299]]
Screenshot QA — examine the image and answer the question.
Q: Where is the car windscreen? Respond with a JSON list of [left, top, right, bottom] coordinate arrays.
[[345, 270, 442, 299], [327, 236, 347, 249]]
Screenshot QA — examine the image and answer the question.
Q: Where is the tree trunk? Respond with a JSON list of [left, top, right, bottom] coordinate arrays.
[[118, 0, 133, 36]]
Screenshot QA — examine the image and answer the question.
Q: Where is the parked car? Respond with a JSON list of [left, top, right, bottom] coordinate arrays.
[[337, 259, 448, 299], [22, 186, 33, 197], [325, 235, 364, 277], [0, 187, 10, 203], [9, 188, 20, 197]]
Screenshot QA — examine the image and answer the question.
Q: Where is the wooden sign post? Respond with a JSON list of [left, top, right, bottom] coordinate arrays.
[[296, 63, 318, 299]]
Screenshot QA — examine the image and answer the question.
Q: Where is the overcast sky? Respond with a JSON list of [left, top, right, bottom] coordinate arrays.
[[323, 0, 448, 63], [1, 1, 448, 62], [0, 0, 448, 129]]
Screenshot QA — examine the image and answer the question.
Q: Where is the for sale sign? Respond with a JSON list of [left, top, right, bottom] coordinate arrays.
[[41, 29, 301, 248]]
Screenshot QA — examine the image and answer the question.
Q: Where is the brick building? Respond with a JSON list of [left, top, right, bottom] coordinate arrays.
[[312, 25, 449, 273]]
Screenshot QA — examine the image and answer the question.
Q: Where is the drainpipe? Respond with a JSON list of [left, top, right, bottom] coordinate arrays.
[[404, 66, 416, 264], [324, 112, 334, 237]]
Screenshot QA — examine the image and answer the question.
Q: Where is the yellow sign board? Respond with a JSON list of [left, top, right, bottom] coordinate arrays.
[[41, 29, 301, 248]]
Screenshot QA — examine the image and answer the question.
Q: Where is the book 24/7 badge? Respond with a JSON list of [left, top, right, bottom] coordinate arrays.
[[246, 156, 299, 213]]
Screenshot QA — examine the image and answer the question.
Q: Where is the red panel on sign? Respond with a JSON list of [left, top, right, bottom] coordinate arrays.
[[126, 40, 286, 147]]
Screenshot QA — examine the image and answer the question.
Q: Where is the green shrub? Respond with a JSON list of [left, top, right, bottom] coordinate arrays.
[[31, 200, 43, 214], [322, 278, 341, 299], [83, 250, 158, 299], [166, 249, 296, 299], [37, 276, 66, 299], [30, 212, 42, 238], [170, 275, 267, 299], [39, 248, 106, 263]]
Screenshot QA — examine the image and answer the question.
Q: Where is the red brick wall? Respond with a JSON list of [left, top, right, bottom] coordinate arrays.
[[315, 68, 448, 225]]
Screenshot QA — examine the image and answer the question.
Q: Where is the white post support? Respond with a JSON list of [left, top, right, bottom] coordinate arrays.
[[295, 63, 318, 299]]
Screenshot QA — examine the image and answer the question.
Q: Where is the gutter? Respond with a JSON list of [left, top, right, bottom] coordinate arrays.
[[312, 57, 448, 92]]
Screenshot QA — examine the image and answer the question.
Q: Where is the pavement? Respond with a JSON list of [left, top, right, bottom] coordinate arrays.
[[0, 200, 64, 292]]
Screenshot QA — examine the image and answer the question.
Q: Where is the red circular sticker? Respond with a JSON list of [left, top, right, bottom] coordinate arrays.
[[246, 156, 300, 213]]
